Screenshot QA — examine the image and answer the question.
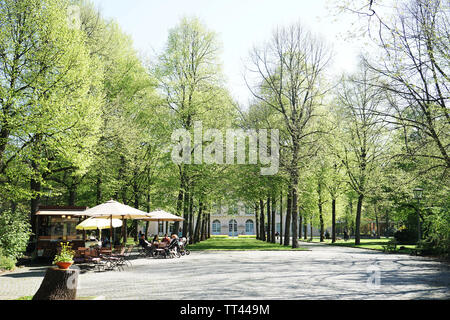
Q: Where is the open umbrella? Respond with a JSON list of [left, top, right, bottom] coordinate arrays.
[[76, 217, 123, 230], [76, 217, 123, 242], [138, 210, 184, 236], [73, 200, 153, 248]]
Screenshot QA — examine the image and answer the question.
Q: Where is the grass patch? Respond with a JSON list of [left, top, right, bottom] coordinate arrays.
[[190, 237, 307, 251], [300, 237, 417, 253]]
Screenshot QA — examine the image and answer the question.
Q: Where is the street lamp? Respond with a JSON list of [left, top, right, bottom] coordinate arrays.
[[413, 188, 423, 243]]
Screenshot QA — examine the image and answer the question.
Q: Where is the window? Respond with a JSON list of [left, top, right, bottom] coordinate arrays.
[[245, 220, 254, 234], [212, 220, 221, 234]]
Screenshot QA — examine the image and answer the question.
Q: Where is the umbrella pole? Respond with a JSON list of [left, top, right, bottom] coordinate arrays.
[[110, 215, 113, 250]]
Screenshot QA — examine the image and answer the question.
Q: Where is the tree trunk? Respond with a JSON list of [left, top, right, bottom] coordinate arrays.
[[96, 175, 102, 205], [284, 187, 292, 246], [310, 216, 313, 241], [207, 213, 211, 239], [279, 191, 283, 245], [259, 199, 265, 241], [271, 196, 276, 243], [291, 182, 299, 249], [319, 203, 324, 242], [194, 200, 203, 243], [255, 203, 260, 240], [266, 196, 271, 243], [303, 219, 307, 240], [188, 192, 194, 243], [68, 184, 76, 206], [33, 268, 79, 300], [299, 209, 303, 240], [182, 188, 189, 237], [201, 209, 207, 241], [318, 181, 324, 242], [174, 185, 183, 236], [332, 198, 336, 243], [30, 162, 41, 244], [355, 193, 364, 245]]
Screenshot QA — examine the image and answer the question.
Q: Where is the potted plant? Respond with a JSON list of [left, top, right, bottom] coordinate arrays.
[[53, 242, 75, 270]]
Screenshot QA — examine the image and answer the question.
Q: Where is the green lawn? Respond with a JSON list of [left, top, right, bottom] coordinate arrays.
[[300, 237, 417, 253], [189, 236, 308, 251]]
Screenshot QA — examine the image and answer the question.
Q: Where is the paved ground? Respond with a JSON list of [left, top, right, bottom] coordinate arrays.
[[0, 242, 449, 300]]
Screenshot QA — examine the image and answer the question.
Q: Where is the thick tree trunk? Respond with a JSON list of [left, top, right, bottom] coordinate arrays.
[[33, 268, 79, 300], [355, 193, 364, 245], [259, 199, 265, 241], [284, 187, 292, 246], [310, 216, 313, 241]]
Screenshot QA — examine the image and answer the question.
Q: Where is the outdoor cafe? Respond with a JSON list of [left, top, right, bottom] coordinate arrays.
[[34, 201, 186, 270]]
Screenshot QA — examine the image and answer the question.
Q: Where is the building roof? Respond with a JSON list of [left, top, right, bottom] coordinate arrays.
[[35, 206, 88, 216]]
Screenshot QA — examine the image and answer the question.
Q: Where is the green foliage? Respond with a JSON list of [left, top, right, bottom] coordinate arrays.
[[53, 242, 75, 264], [0, 252, 16, 271], [0, 210, 31, 259]]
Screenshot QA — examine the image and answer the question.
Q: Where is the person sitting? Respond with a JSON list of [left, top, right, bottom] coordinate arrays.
[[152, 235, 159, 243], [139, 234, 150, 249], [162, 234, 170, 244]]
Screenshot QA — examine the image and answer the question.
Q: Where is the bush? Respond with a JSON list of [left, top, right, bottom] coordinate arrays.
[[0, 210, 32, 260], [394, 226, 417, 244], [422, 207, 450, 258], [0, 251, 16, 271]]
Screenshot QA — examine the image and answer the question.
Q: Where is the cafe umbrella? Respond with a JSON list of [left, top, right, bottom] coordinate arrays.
[[73, 200, 154, 248], [137, 209, 184, 236], [76, 217, 123, 241]]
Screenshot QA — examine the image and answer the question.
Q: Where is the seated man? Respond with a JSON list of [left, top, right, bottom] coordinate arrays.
[[139, 234, 152, 253]]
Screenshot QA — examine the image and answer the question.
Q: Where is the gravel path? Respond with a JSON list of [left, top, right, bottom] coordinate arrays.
[[1, 242, 449, 300]]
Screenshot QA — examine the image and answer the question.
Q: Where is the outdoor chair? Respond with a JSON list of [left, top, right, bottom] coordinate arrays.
[[114, 245, 134, 267], [98, 251, 123, 272]]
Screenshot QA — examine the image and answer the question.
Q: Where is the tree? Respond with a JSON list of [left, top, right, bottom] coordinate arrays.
[[0, 0, 103, 236], [334, 64, 389, 245], [247, 22, 331, 248]]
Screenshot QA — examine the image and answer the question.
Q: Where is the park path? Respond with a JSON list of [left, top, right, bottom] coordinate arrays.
[[0, 242, 449, 300]]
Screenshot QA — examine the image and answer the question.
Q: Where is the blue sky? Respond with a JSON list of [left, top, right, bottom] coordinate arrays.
[[91, 0, 361, 106]]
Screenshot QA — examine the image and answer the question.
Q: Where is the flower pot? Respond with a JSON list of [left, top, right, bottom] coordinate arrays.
[[56, 261, 73, 270]]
